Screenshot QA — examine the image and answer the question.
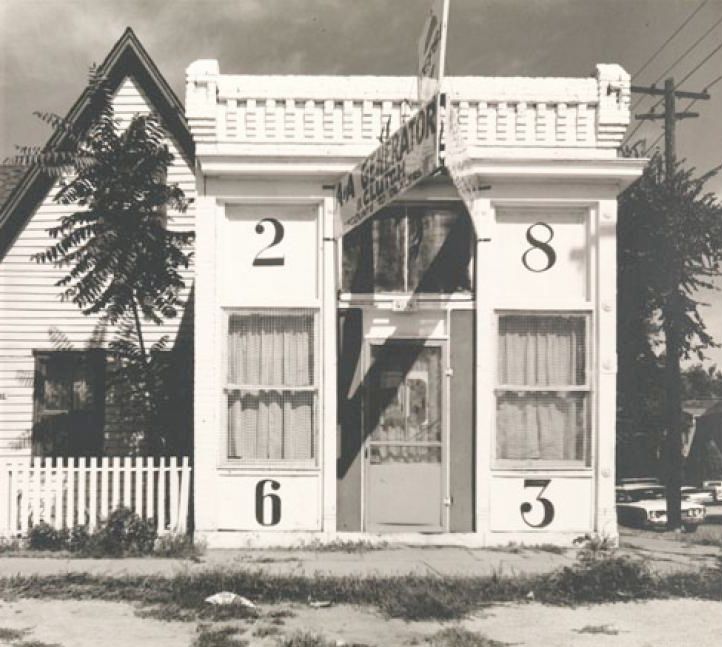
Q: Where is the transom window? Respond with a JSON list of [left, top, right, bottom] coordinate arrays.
[[226, 309, 318, 462], [342, 204, 473, 294], [495, 313, 591, 466]]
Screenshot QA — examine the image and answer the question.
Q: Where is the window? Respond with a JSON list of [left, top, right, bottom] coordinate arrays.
[[342, 204, 472, 293], [226, 309, 318, 462], [495, 314, 590, 465], [32, 351, 105, 457]]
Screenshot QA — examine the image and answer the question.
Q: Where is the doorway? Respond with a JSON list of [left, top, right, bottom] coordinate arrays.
[[364, 340, 445, 532]]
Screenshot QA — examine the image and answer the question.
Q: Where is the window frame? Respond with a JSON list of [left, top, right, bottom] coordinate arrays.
[[31, 349, 106, 458], [492, 310, 593, 470], [221, 307, 321, 469], [340, 200, 474, 297]]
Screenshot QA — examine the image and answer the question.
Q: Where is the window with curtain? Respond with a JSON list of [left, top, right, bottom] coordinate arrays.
[[226, 309, 317, 462], [342, 204, 472, 293], [495, 314, 590, 465]]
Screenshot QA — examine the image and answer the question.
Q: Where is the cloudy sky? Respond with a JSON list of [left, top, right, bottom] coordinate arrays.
[[1, 0, 722, 358]]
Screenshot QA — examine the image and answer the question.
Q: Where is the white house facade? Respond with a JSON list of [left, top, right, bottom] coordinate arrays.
[[186, 61, 646, 547]]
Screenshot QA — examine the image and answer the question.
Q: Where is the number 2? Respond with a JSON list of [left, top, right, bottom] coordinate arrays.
[[520, 479, 555, 528], [253, 218, 285, 266]]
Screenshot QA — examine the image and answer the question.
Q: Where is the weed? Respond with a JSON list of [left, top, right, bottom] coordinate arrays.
[[0, 537, 22, 553], [276, 632, 337, 647], [154, 533, 206, 560], [427, 627, 510, 646], [192, 625, 248, 647], [300, 538, 389, 553], [15, 641, 62, 647], [0, 627, 27, 641], [574, 624, 619, 635], [253, 624, 280, 637]]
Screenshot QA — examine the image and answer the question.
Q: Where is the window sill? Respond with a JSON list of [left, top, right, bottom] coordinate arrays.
[[218, 460, 319, 473]]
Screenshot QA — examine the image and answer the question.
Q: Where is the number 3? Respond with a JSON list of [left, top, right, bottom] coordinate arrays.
[[520, 479, 555, 528]]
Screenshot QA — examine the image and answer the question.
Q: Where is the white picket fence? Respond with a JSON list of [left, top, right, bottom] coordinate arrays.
[[0, 456, 191, 536]]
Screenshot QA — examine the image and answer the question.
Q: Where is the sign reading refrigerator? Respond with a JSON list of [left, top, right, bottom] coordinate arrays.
[[417, 0, 449, 103], [335, 95, 441, 237]]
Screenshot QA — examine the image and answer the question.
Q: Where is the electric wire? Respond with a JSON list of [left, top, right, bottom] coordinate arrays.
[[631, 14, 722, 112], [633, 0, 709, 78], [645, 72, 722, 153], [625, 39, 722, 146]]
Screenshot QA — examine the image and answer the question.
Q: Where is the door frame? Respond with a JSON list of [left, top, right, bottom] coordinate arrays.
[[361, 337, 449, 533]]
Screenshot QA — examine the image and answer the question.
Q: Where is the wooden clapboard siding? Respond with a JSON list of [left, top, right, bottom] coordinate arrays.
[[0, 76, 196, 456]]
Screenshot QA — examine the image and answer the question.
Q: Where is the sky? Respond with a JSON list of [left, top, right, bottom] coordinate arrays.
[[1, 0, 722, 359]]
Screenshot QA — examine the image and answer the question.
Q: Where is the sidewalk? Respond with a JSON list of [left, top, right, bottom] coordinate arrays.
[[0, 532, 715, 579]]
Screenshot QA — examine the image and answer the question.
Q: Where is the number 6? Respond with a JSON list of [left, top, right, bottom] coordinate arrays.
[[255, 479, 281, 526]]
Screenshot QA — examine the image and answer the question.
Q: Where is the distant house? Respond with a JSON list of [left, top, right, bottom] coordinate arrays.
[[0, 28, 195, 458]]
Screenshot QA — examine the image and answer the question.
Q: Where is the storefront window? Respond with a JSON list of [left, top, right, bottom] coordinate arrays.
[[226, 310, 317, 462], [342, 204, 472, 293], [495, 314, 590, 465]]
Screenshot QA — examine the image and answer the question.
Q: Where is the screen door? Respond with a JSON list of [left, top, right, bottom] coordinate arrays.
[[364, 342, 444, 532]]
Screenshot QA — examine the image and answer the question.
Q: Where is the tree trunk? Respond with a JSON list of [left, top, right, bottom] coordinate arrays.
[[663, 300, 683, 530]]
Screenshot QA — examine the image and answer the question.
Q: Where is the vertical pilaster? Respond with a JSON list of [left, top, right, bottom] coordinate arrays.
[[321, 196, 338, 535], [596, 200, 618, 539], [193, 194, 221, 534], [472, 198, 494, 539]]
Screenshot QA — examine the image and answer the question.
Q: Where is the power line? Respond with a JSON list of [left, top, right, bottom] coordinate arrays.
[[625, 40, 722, 146], [631, 14, 722, 112], [633, 0, 708, 78], [645, 73, 722, 153]]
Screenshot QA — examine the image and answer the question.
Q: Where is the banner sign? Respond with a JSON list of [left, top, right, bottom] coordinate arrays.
[[417, 0, 449, 103], [335, 95, 441, 237]]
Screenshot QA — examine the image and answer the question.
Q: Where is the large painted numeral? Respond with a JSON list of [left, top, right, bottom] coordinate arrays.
[[255, 479, 281, 526], [520, 479, 555, 528], [522, 222, 556, 273], [253, 218, 285, 266]]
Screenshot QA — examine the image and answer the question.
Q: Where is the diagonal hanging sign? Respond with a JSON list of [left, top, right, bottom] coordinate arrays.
[[334, 95, 441, 238]]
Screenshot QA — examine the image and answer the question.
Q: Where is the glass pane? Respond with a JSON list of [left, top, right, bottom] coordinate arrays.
[[228, 311, 315, 386], [407, 206, 472, 293], [372, 208, 405, 291], [369, 344, 442, 444], [370, 444, 441, 464], [227, 390, 315, 460], [496, 392, 588, 461], [497, 315, 586, 386]]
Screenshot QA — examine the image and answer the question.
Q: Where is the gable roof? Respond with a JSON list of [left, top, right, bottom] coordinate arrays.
[[0, 27, 194, 259], [0, 165, 25, 211]]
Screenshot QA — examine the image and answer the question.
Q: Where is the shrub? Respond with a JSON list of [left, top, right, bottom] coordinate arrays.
[[68, 524, 91, 554], [27, 521, 68, 551], [87, 507, 157, 556]]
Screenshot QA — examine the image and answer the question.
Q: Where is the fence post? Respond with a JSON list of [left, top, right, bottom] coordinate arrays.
[[178, 456, 190, 534], [157, 457, 166, 532], [89, 457, 98, 531], [31, 457, 41, 526], [100, 457, 109, 520], [111, 456, 121, 510], [145, 456, 154, 521], [53, 457, 63, 530], [169, 456, 179, 532], [19, 459, 29, 534], [123, 456, 132, 509], [66, 457, 75, 529], [78, 457, 87, 527]]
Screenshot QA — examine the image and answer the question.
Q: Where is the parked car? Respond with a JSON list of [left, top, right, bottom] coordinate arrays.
[[702, 480, 722, 502], [681, 486, 715, 506], [616, 484, 706, 532]]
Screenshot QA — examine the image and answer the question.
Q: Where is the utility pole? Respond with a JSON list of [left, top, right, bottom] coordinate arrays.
[[631, 78, 710, 530]]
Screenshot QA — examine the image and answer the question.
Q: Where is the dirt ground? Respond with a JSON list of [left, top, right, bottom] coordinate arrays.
[[0, 596, 721, 647]]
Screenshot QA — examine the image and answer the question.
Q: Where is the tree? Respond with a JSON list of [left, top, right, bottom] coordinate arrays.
[[618, 151, 722, 528], [681, 364, 722, 400], [10, 68, 194, 454]]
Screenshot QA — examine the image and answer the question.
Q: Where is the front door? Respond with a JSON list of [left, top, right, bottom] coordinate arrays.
[[364, 341, 444, 532]]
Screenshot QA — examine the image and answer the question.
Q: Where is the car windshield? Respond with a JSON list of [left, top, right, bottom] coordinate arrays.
[[627, 487, 666, 501]]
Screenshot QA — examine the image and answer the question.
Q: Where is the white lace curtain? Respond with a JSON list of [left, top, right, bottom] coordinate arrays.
[[227, 312, 315, 460], [496, 315, 587, 461]]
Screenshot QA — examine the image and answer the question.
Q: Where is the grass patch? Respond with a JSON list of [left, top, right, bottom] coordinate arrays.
[[575, 624, 619, 635], [299, 538, 389, 553], [252, 624, 280, 637], [15, 642, 62, 647], [428, 627, 510, 646], [192, 625, 248, 647], [277, 633, 344, 647], [0, 552, 720, 622], [0, 627, 28, 641]]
